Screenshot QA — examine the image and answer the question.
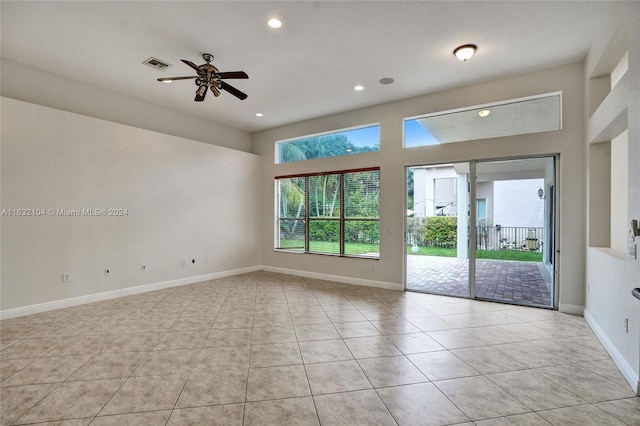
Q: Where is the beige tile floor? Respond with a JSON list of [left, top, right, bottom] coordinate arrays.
[[1, 271, 638, 425]]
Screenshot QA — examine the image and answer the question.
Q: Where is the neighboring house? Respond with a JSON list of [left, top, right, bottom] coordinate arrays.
[[412, 161, 552, 264], [413, 164, 544, 228]]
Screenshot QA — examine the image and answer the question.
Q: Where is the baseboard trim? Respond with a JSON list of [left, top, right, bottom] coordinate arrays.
[[558, 303, 584, 315], [0, 266, 261, 320], [261, 265, 403, 291], [584, 309, 640, 395]]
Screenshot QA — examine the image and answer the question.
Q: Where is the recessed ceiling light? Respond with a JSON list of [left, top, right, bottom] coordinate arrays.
[[256, 113, 264, 117], [354, 85, 364, 91], [268, 18, 282, 28], [454, 44, 477, 61], [478, 109, 490, 117], [379, 77, 395, 85]]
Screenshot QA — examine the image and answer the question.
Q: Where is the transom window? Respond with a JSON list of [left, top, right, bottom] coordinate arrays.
[[276, 168, 380, 258], [276, 124, 380, 164], [404, 92, 561, 147]]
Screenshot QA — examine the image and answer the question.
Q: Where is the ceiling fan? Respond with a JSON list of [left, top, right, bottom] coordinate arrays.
[[157, 53, 248, 101]]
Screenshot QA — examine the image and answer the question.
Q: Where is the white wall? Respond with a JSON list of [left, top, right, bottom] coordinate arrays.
[[413, 166, 457, 217], [493, 179, 544, 228], [1, 97, 261, 313], [252, 62, 587, 308], [610, 130, 628, 254], [584, 2, 640, 394], [0, 59, 252, 153]]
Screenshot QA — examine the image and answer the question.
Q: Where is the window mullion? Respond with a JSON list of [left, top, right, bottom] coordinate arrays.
[[340, 173, 345, 255], [304, 176, 310, 252]]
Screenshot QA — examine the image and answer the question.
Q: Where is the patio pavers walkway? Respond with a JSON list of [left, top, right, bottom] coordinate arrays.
[[407, 255, 553, 307]]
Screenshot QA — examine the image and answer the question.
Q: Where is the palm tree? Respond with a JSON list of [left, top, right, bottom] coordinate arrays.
[[279, 143, 306, 163], [279, 178, 305, 238]]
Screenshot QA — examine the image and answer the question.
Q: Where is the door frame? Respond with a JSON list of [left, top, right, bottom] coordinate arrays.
[[404, 154, 559, 309]]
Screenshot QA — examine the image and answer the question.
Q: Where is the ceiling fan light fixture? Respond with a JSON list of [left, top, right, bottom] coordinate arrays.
[[158, 53, 248, 101], [268, 18, 282, 28], [454, 44, 477, 61]]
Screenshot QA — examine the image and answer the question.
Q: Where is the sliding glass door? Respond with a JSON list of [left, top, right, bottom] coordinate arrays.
[[406, 156, 557, 308], [474, 158, 555, 307], [406, 162, 470, 297]]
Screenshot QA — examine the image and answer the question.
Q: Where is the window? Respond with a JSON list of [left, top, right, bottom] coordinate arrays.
[[276, 124, 380, 164], [476, 198, 487, 224], [276, 168, 380, 258], [434, 178, 456, 215], [404, 92, 561, 147]]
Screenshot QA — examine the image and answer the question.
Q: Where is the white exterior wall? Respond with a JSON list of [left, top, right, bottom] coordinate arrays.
[[493, 179, 544, 228]]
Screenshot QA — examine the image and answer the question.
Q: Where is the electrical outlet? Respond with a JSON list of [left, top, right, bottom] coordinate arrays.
[[62, 273, 71, 282], [141, 264, 147, 271], [104, 268, 111, 276], [181, 260, 186, 267]]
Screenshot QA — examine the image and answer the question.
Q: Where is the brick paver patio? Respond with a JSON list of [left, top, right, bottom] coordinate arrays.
[[407, 255, 553, 307]]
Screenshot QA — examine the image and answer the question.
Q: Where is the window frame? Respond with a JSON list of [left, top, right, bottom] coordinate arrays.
[[274, 123, 381, 164], [403, 91, 563, 148], [275, 167, 380, 259]]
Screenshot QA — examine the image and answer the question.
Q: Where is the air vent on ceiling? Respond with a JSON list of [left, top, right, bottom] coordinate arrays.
[[142, 57, 172, 70]]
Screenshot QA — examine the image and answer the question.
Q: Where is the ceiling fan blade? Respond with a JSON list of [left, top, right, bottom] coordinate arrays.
[[194, 85, 208, 102], [220, 81, 248, 100], [181, 59, 203, 74], [215, 71, 249, 79], [157, 76, 197, 82]]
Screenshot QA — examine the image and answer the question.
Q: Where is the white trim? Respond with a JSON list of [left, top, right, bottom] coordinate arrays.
[[0, 266, 260, 320], [558, 303, 584, 315], [261, 265, 403, 291], [584, 309, 640, 395]]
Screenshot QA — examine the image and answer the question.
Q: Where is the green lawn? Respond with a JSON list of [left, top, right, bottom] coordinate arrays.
[[279, 240, 379, 256], [280, 240, 541, 262], [407, 246, 542, 262], [407, 246, 457, 257]]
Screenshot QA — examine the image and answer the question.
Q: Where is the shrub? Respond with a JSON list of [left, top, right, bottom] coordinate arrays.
[[345, 221, 379, 244], [309, 221, 339, 242], [423, 216, 457, 248]]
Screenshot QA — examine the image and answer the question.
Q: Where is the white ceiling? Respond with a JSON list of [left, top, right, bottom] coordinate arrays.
[[0, 1, 619, 133]]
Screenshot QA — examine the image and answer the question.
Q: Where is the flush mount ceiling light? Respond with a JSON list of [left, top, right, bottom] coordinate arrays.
[[354, 85, 364, 91], [255, 113, 264, 117], [268, 18, 282, 28], [454, 44, 477, 61], [478, 109, 491, 117]]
